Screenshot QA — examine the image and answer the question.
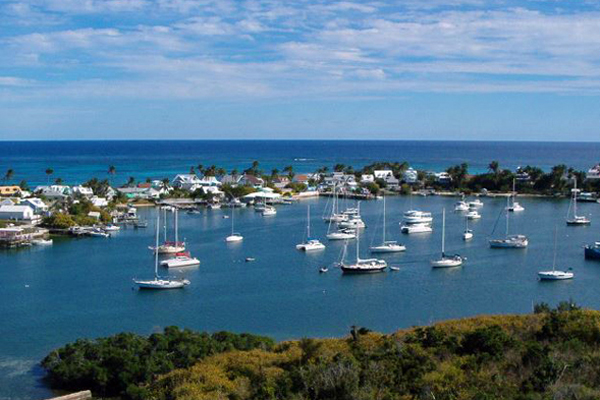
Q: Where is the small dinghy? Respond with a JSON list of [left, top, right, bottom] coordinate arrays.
[[390, 266, 400, 271], [245, 257, 256, 262], [319, 266, 328, 273]]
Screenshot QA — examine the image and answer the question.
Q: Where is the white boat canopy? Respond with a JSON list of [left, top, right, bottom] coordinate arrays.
[[243, 191, 282, 200]]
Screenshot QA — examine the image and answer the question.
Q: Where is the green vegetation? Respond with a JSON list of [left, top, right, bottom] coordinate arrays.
[[41, 327, 274, 399], [141, 304, 600, 400]]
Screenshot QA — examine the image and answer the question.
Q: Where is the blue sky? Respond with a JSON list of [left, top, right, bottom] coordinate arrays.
[[2, 0, 600, 141]]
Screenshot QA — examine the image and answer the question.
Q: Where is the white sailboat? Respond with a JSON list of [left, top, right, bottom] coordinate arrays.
[[340, 228, 387, 274], [431, 208, 464, 268], [296, 205, 325, 251], [506, 179, 524, 212], [262, 206, 277, 216], [454, 200, 469, 212], [323, 184, 348, 223], [370, 195, 406, 253], [566, 178, 590, 225], [489, 197, 528, 248], [326, 197, 356, 240], [463, 216, 473, 240], [225, 208, 243, 242], [538, 228, 574, 280], [149, 208, 185, 254], [135, 212, 190, 289], [466, 209, 481, 220]]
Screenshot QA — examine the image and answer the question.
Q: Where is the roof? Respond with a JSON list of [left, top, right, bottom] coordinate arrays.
[[0, 205, 33, 213], [243, 192, 281, 199]]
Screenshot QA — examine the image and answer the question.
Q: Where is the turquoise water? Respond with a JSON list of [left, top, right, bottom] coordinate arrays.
[[1, 195, 600, 399], [2, 140, 600, 186]]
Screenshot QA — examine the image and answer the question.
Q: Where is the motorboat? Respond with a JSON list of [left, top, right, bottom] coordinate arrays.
[[262, 206, 277, 216], [538, 228, 573, 280], [566, 178, 591, 225], [160, 252, 200, 268], [431, 208, 464, 268], [103, 224, 121, 231], [468, 199, 484, 208], [454, 201, 469, 212], [466, 210, 481, 220], [402, 210, 433, 224], [135, 212, 190, 290], [401, 223, 432, 234], [32, 238, 53, 245], [327, 228, 356, 240], [490, 234, 528, 248], [296, 205, 326, 251], [370, 195, 406, 253], [584, 242, 600, 260], [88, 229, 110, 238]]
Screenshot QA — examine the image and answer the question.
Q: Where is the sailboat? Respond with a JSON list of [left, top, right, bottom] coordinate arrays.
[[225, 208, 243, 242], [506, 178, 524, 212], [566, 178, 590, 225], [149, 208, 185, 254], [296, 205, 325, 251], [370, 195, 406, 253], [323, 184, 348, 223], [135, 212, 190, 289], [538, 228, 574, 280], [463, 215, 473, 240], [489, 197, 528, 248], [340, 228, 387, 273], [431, 208, 464, 268]]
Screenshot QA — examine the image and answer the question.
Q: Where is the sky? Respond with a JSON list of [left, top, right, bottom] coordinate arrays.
[[1, 0, 600, 141]]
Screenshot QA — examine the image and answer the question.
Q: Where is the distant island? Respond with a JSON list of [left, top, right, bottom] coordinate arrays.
[[41, 301, 600, 400]]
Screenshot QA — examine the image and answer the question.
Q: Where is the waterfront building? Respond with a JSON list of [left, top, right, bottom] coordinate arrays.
[[172, 174, 203, 191], [72, 185, 94, 197], [272, 176, 290, 189], [360, 174, 375, 184], [403, 168, 419, 184], [220, 174, 243, 187], [586, 164, 600, 180], [22, 198, 49, 213], [240, 174, 264, 188], [0, 205, 40, 224], [0, 186, 22, 197]]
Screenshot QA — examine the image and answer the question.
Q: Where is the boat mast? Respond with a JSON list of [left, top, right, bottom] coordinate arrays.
[[382, 194, 386, 244], [163, 208, 167, 243], [155, 211, 160, 279], [441, 208, 446, 256], [573, 178, 578, 218], [356, 223, 360, 262], [307, 205, 311, 239], [175, 208, 178, 244], [231, 207, 234, 235], [505, 197, 510, 237], [552, 226, 557, 272]]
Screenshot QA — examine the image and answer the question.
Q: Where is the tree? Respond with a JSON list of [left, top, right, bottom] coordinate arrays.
[[216, 168, 226, 177], [108, 165, 116, 186], [196, 164, 204, 175], [55, 177, 63, 185], [334, 164, 346, 172], [127, 176, 136, 187], [271, 168, 279, 178], [283, 165, 294, 179], [189, 166, 195, 175], [4, 169, 14, 183], [45, 168, 54, 185], [231, 168, 239, 176], [488, 161, 499, 174], [161, 178, 170, 188]]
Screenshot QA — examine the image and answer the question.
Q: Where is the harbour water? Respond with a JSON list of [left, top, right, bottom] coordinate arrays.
[[1, 194, 600, 399], [2, 140, 600, 186]]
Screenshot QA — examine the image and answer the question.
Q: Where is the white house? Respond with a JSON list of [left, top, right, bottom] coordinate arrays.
[[35, 185, 71, 200], [0, 205, 39, 223], [436, 172, 452, 184], [374, 170, 394, 179], [221, 174, 244, 187], [22, 198, 49, 213], [403, 168, 418, 184], [0, 199, 15, 206], [72, 185, 94, 197], [360, 174, 375, 184], [172, 174, 203, 191], [90, 196, 109, 208], [586, 164, 600, 180]]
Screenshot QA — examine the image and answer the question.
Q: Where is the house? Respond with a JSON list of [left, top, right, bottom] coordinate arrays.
[[272, 176, 290, 189], [117, 187, 160, 200], [172, 174, 203, 191], [22, 198, 48, 213], [0, 199, 15, 206], [0, 186, 21, 197], [382, 175, 400, 189], [240, 174, 264, 188], [90, 196, 109, 208], [88, 211, 101, 220], [293, 174, 310, 184], [35, 185, 71, 200], [198, 176, 221, 187], [220, 174, 244, 187], [515, 167, 531, 182], [403, 168, 418, 184], [72, 185, 94, 197], [0, 205, 39, 223], [374, 170, 394, 180], [436, 172, 452, 184], [360, 174, 375, 184], [586, 164, 600, 180]]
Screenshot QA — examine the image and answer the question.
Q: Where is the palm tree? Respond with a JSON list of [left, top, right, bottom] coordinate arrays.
[[161, 177, 170, 188], [197, 164, 204, 175], [283, 165, 294, 179], [45, 168, 54, 185], [488, 161, 499, 175], [127, 176, 136, 187], [55, 177, 63, 185], [231, 168, 238, 176], [216, 168, 226, 177], [4, 169, 14, 183], [271, 168, 279, 178], [108, 165, 116, 186], [189, 166, 196, 175]]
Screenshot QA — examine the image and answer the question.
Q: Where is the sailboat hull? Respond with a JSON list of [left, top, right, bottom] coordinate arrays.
[[341, 264, 387, 274], [135, 279, 189, 289], [369, 245, 406, 253], [538, 271, 574, 280]]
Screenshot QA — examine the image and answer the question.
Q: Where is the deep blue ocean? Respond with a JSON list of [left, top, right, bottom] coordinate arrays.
[[1, 140, 600, 186], [1, 141, 600, 399]]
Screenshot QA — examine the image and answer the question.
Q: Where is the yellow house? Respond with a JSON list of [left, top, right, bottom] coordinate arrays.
[[0, 186, 21, 196]]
